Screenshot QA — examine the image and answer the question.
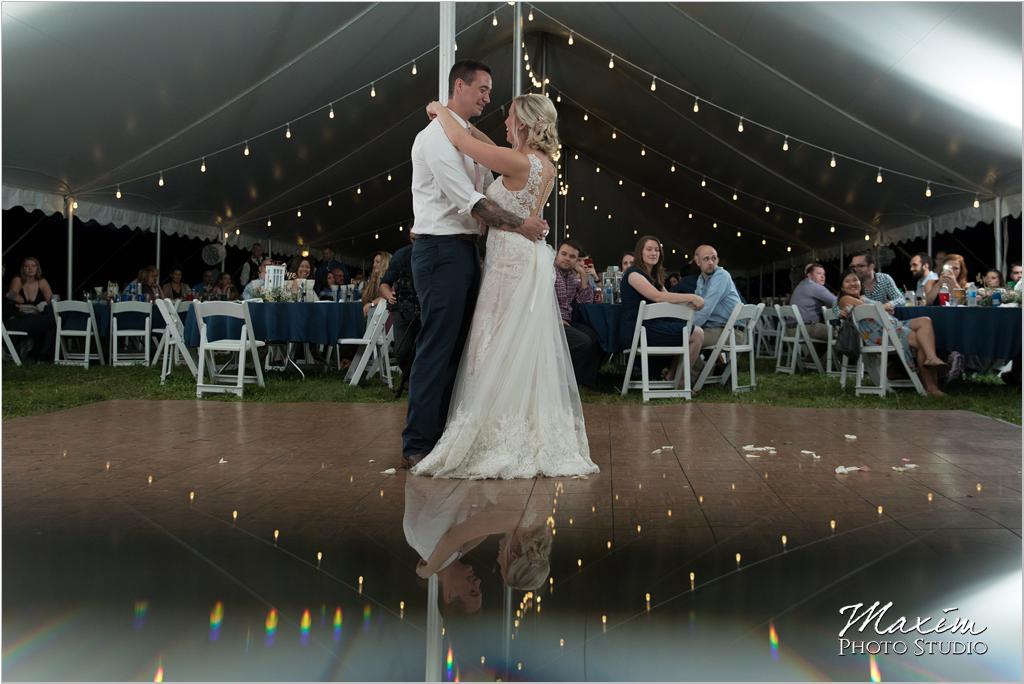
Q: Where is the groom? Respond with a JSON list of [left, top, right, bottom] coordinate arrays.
[[401, 60, 548, 468]]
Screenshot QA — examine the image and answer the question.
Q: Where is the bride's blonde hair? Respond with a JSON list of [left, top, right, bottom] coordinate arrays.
[[510, 94, 559, 159]]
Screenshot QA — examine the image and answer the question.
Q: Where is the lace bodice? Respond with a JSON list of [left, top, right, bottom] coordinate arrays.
[[484, 153, 548, 219]]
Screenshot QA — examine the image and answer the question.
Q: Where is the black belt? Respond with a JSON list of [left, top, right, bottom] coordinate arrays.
[[416, 233, 477, 243]]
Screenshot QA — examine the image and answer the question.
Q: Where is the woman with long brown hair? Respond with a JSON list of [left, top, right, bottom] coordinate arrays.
[[925, 253, 968, 304], [617, 235, 705, 376], [361, 251, 391, 316]]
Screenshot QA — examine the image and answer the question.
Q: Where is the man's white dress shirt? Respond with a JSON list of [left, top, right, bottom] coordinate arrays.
[[411, 111, 493, 236]]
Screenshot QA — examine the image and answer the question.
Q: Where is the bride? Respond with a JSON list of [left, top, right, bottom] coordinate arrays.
[[412, 93, 598, 480]]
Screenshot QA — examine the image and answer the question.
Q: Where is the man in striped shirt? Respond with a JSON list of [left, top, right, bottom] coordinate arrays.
[[554, 240, 601, 389], [850, 251, 905, 313]]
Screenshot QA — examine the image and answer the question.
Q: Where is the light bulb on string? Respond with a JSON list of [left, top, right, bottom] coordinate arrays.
[[399, 225, 404, 232], [787, 246, 792, 252], [285, 123, 292, 140], [640, 191, 646, 197], [583, 112, 588, 121], [618, 180, 623, 186], [732, 191, 738, 201], [737, 117, 744, 133], [924, 182, 932, 198], [864, 234, 871, 241], [492, 12, 497, 26], [115, 185, 122, 199], [973, 195, 980, 208], [761, 239, 767, 246], [764, 203, 770, 213], [528, 7, 534, 20], [370, 83, 376, 98], [692, 98, 699, 113], [568, 33, 574, 45], [374, 233, 379, 240], [700, 178, 706, 188], [329, 103, 335, 118], [611, 130, 617, 139], [357, 186, 361, 195], [640, 147, 646, 157], [556, 94, 561, 102], [650, 77, 657, 92], [235, 228, 240, 236], [664, 202, 669, 208], [798, 215, 804, 224], [670, 163, 676, 172], [829, 152, 836, 168], [387, 171, 392, 182], [876, 168, 883, 184], [411, 62, 417, 76], [736, 230, 741, 237], [158, 172, 164, 187], [688, 212, 693, 219], [200, 158, 207, 173], [72, 200, 78, 209], [243, 141, 250, 156], [595, 166, 600, 173], [327, 197, 333, 207], [296, 208, 302, 218], [266, 219, 272, 227], [608, 54, 615, 69], [830, 224, 836, 233], [524, 52, 529, 63], [782, 136, 789, 152]]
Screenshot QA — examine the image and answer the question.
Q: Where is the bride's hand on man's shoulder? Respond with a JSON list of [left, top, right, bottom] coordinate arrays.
[[426, 101, 445, 120]]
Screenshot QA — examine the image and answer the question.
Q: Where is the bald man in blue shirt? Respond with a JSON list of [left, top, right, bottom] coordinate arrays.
[[692, 244, 743, 348]]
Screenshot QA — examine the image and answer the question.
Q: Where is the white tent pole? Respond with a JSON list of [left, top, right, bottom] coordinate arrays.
[[155, 213, 162, 274], [439, 3, 455, 102], [65, 197, 74, 298], [513, 3, 523, 96], [994, 196, 1003, 275], [927, 217, 933, 259]]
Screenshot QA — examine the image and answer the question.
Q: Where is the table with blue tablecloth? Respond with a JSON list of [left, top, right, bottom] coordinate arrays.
[[574, 303, 626, 354], [183, 301, 365, 347], [895, 306, 1021, 360], [50, 301, 165, 337]]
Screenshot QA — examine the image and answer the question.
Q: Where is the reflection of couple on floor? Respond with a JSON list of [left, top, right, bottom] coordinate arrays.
[[403, 477, 552, 614]]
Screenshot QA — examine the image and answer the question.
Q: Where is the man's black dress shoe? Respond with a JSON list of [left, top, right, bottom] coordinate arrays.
[[401, 453, 426, 469]]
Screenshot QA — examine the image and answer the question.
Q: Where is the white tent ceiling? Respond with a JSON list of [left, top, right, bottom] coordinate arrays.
[[2, 2, 1021, 270]]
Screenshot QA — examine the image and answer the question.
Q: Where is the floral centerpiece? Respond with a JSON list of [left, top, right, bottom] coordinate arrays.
[[978, 289, 1021, 307]]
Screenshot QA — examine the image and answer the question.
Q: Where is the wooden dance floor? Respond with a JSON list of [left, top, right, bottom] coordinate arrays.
[[2, 401, 1021, 681]]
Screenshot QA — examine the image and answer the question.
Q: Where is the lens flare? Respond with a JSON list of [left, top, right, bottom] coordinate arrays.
[[446, 644, 454, 681], [265, 607, 278, 646], [769, 622, 780, 661], [209, 601, 224, 641], [869, 653, 882, 682], [333, 607, 342, 641], [300, 608, 311, 644]]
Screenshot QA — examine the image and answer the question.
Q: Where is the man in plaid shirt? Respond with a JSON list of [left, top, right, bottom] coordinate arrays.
[[850, 251, 906, 314], [554, 240, 602, 389]]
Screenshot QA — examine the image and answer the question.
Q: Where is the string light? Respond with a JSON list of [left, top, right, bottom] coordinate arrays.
[[608, 54, 615, 69], [732, 191, 738, 201], [700, 177, 706, 187], [266, 219, 272, 227], [786, 246, 792, 252], [583, 112, 588, 121], [650, 77, 657, 92], [924, 182, 932, 198], [200, 158, 206, 173], [761, 239, 767, 245], [713, 221, 718, 228], [864, 233, 871, 241], [973, 195, 980, 208], [829, 152, 837, 168], [411, 62, 417, 76], [72, 200, 78, 209], [797, 215, 804, 224], [611, 130, 617, 139], [830, 224, 836, 233], [158, 172, 164, 187], [737, 117, 744, 133], [556, 94, 561, 102], [285, 123, 292, 140], [115, 185, 122, 199], [640, 147, 646, 156], [492, 12, 497, 26], [670, 163, 676, 172], [782, 136, 789, 151], [243, 141, 250, 156], [370, 82, 376, 98], [568, 32, 574, 45], [528, 7, 534, 20], [692, 98, 699, 113], [387, 171, 392, 181], [736, 230, 741, 237], [329, 103, 335, 118], [876, 167, 883, 184], [764, 202, 771, 213], [327, 197, 333, 207], [296, 208, 302, 218]]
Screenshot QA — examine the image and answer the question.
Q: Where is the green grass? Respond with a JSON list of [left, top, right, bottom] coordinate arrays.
[[2, 359, 1020, 425]]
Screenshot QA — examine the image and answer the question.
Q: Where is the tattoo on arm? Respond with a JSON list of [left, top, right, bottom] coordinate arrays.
[[472, 198, 523, 231]]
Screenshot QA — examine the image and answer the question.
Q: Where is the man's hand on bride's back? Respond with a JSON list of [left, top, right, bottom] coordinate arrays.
[[519, 216, 548, 241], [426, 101, 445, 120]]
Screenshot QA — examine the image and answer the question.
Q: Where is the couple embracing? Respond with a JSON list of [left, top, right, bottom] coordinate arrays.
[[401, 60, 598, 480]]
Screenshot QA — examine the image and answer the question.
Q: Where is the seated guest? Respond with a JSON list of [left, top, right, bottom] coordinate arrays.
[[286, 256, 315, 298], [381, 236, 419, 392], [619, 236, 705, 381], [553, 240, 601, 389], [141, 266, 162, 301], [318, 271, 338, 300], [361, 252, 391, 316], [314, 246, 350, 291], [330, 265, 347, 287], [620, 252, 635, 272], [239, 242, 265, 287], [1007, 262, 1022, 289], [4, 257, 56, 361], [691, 244, 742, 349], [670, 264, 700, 295], [909, 253, 938, 302], [924, 253, 968, 305], [666, 272, 682, 291], [837, 268, 946, 396], [849, 251, 904, 310], [161, 268, 192, 300], [242, 258, 274, 299], [193, 270, 217, 299], [211, 273, 239, 301], [982, 268, 1004, 289], [790, 262, 836, 341]]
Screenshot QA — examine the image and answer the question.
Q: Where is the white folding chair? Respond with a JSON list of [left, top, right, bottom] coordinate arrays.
[[755, 305, 781, 359], [110, 301, 152, 366], [694, 303, 765, 393], [340, 301, 391, 386], [194, 300, 265, 397], [53, 300, 105, 367], [620, 301, 696, 401], [154, 298, 197, 383], [2, 321, 27, 366], [850, 301, 925, 396], [774, 304, 824, 374]]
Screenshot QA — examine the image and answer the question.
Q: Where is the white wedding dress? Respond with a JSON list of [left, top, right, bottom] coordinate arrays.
[[412, 153, 598, 479]]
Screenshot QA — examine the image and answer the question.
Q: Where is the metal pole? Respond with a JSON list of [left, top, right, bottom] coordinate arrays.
[[66, 197, 74, 298], [513, 3, 523, 96], [425, 575, 441, 682], [439, 3, 455, 102], [927, 216, 933, 259], [155, 213, 162, 273], [993, 196, 1003, 275]]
